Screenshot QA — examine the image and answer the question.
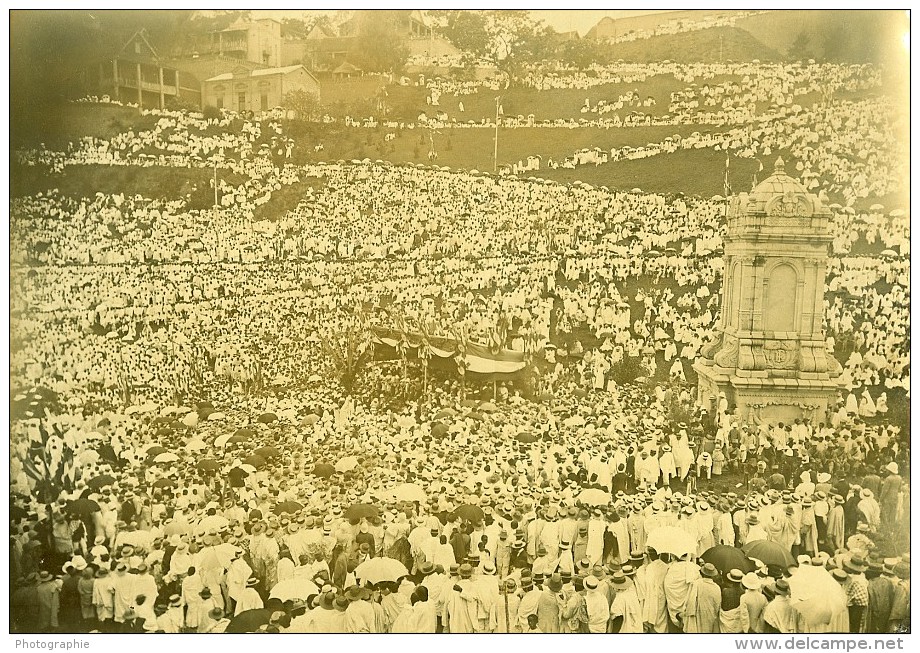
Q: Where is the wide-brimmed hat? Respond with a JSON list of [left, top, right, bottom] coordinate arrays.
[[845, 556, 869, 573], [245, 577, 259, 588], [774, 579, 791, 595], [169, 594, 182, 608], [741, 573, 761, 590], [701, 563, 719, 579], [547, 573, 563, 592]]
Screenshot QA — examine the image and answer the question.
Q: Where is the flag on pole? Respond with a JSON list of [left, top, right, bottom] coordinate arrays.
[[752, 158, 764, 189]]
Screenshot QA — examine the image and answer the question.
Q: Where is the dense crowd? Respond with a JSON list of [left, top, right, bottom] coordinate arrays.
[[10, 62, 909, 635]]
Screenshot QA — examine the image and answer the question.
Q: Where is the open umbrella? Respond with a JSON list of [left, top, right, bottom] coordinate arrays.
[[86, 474, 116, 490], [243, 454, 267, 469], [152, 478, 177, 489], [479, 402, 499, 413], [225, 434, 250, 446], [214, 433, 233, 448], [452, 504, 485, 522], [196, 459, 221, 472], [254, 446, 281, 459], [198, 514, 229, 533], [226, 608, 272, 633], [577, 488, 611, 507], [354, 557, 409, 584], [742, 539, 796, 570], [646, 526, 696, 557], [431, 423, 448, 439], [336, 456, 359, 473], [344, 503, 379, 520], [269, 579, 319, 602], [392, 483, 427, 503], [312, 463, 335, 478], [146, 445, 168, 456], [515, 431, 538, 443], [301, 414, 321, 426], [257, 412, 278, 424], [788, 564, 848, 631], [433, 409, 458, 420], [153, 452, 180, 464], [234, 427, 256, 438], [66, 498, 100, 516], [273, 501, 304, 515], [701, 545, 755, 575]]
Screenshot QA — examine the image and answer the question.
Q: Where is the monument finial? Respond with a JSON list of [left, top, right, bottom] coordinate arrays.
[[774, 157, 785, 173]]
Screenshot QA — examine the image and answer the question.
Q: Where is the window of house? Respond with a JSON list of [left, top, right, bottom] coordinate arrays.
[[261, 93, 269, 111], [238, 92, 247, 111]]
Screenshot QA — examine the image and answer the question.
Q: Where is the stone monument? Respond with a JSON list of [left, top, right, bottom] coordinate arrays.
[[694, 157, 843, 425]]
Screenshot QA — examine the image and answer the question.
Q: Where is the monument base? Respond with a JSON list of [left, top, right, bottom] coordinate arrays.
[[694, 362, 840, 426]]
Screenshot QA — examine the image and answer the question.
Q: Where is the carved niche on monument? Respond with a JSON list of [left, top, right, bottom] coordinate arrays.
[[694, 158, 843, 425]]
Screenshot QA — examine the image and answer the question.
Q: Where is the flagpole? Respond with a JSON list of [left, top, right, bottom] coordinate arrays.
[[493, 96, 501, 172]]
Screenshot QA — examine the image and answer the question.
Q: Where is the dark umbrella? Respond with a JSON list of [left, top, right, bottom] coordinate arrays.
[[227, 434, 249, 445], [146, 445, 168, 456], [344, 503, 379, 520], [431, 423, 448, 439], [274, 501, 304, 515], [515, 431, 538, 443], [197, 459, 221, 472], [701, 545, 755, 575], [234, 428, 256, 439], [467, 412, 485, 421], [257, 412, 278, 424], [433, 409, 458, 420], [742, 539, 796, 570], [225, 608, 273, 633], [152, 478, 177, 489], [255, 446, 281, 459], [86, 474, 117, 490], [243, 454, 267, 469], [452, 504, 485, 522], [66, 498, 100, 515], [312, 463, 335, 478]]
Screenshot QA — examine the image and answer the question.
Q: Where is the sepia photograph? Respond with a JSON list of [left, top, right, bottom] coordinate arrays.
[[7, 5, 911, 638]]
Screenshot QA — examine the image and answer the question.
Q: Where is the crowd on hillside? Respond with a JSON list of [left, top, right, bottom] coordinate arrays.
[[11, 70, 909, 635]]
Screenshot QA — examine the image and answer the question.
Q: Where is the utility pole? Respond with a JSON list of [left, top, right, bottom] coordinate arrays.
[[720, 34, 723, 62], [493, 96, 501, 172]]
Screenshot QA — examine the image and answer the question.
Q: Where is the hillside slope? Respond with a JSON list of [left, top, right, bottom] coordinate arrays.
[[606, 26, 782, 64]]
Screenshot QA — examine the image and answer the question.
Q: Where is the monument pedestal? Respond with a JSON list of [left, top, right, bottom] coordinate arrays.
[[694, 158, 842, 426]]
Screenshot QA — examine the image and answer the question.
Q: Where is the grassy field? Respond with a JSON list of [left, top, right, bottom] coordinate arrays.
[[385, 73, 742, 123]]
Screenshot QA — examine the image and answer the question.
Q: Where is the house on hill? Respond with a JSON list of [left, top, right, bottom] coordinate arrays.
[[94, 30, 200, 109], [182, 17, 282, 67], [202, 64, 319, 113]]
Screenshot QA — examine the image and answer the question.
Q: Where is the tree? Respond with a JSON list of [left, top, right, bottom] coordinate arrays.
[[787, 30, 812, 61], [318, 312, 374, 395], [283, 88, 318, 120], [348, 11, 409, 73], [432, 10, 553, 77]]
